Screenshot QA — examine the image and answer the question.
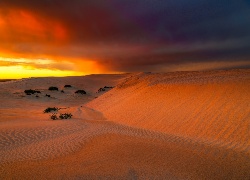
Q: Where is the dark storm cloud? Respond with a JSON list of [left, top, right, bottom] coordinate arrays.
[[1, 0, 250, 71]]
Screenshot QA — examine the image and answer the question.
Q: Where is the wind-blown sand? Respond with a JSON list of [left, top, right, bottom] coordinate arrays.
[[0, 70, 250, 179]]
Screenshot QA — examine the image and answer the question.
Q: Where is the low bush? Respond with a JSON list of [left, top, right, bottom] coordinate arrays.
[[24, 89, 41, 94], [59, 113, 73, 119], [97, 88, 105, 92], [48, 86, 58, 91], [44, 107, 58, 113], [75, 90, 86, 94], [104, 86, 114, 88], [97, 86, 114, 93], [50, 114, 58, 120], [44, 107, 73, 120], [50, 113, 72, 120]]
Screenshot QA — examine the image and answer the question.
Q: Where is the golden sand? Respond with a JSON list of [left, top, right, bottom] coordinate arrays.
[[1, 70, 250, 179]]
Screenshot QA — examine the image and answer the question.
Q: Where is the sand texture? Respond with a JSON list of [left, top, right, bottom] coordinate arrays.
[[1, 70, 250, 179]]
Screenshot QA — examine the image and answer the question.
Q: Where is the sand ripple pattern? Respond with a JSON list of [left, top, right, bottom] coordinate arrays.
[[87, 70, 250, 153], [1, 70, 250, 179]]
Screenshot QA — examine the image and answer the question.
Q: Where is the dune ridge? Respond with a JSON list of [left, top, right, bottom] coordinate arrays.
[[87, 70, 250, 153]]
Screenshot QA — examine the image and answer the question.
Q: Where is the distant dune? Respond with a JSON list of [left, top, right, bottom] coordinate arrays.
[[1, 70, 250, 179], [0, 79, 16, 82]]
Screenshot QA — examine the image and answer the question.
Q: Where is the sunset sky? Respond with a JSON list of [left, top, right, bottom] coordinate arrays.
[[0, 0, 250, 79]]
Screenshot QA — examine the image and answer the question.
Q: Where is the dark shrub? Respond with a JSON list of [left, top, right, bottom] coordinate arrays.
[[104, 86, 114, 88], [24, 89, 35, 94], [50, 114, 58, 120], [50, 113, 72, 120], [75, 90, 86, 94], [64, 85, 72, 88], [61, 90, 64, 93], [24, 89, 41, 94], [44, 107, 58, 113], [98, 88, 105, 92], [45, 94, 51, 97], [97, 86, 114, 93], [59, 113, 73, 119], [48, 87, 58, 91]]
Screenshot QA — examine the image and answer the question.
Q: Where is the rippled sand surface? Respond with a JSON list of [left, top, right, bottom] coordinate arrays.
[[1, 70, 250, 179]]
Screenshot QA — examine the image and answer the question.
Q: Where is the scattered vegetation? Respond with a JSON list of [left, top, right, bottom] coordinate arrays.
[[45, 94, 51, 97], [59, 113, 73, 119], [43, 107, 58, 113], [64, 85, 72, 88], [50, 113, 58, 120], [48, 86, 59, 91], [24, 89, 41, 95], [98, 88, 106, 92], [61, 90, 64, 93], [49, 113, 73, 120], [75, 90, 86, 94], [104, 86, 114, 89], [44, 107, 73, 120], [97, 86, 114, 93]]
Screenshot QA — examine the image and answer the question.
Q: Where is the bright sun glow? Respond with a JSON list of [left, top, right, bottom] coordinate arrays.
[[0, 57, 54, 64], [0, 57, 85, 79], [0, 56, 105, 79], [0, 65, 83, 79]]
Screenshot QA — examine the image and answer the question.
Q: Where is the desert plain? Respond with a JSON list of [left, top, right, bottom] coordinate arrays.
[[0, 69, 250, 179]]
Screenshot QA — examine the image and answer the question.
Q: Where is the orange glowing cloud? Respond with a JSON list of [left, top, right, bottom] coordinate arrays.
[[0, 8, 105, 78], [0, 1, 249, 79], [0, 8, 67, 44]]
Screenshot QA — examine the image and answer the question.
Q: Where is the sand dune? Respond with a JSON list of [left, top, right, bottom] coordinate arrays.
[[87, 70, 250, 152], [1, 70, 250, 179]]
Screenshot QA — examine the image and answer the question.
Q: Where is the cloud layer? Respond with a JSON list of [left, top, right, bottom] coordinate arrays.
[[0, 0, 250, 73]]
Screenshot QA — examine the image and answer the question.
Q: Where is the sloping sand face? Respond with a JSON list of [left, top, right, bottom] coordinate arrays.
[[86, 69, 250, 179], [1, 70, 250, 179], [87, 70, 250, 151]]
